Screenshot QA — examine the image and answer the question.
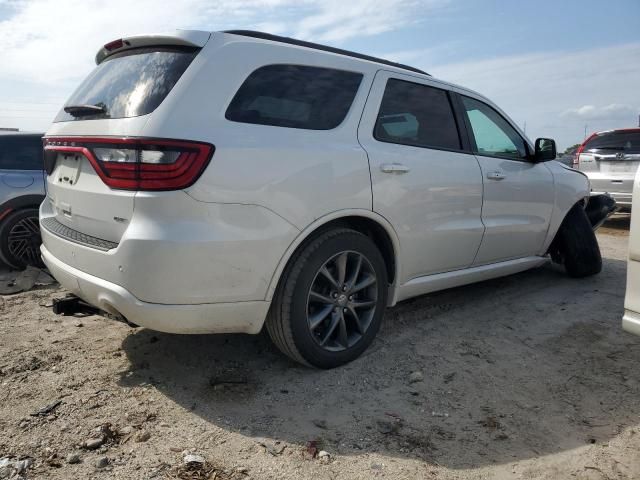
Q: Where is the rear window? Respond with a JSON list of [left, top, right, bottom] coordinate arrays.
[[54, 46, 199, 122], [225, 64, 363, 130], [584, 131, 640, 153], [0, 135, 43, 170]]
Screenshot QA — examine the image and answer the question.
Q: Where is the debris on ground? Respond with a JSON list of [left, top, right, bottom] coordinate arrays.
[[408, 371, 424, 383], [0, 266, 54, 295], [30, 399, 62, 417], [0, 457, 33, 477], [82, 423, 120, 450]]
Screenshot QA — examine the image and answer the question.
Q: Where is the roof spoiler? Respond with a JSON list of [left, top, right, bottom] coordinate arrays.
[[95, 30, 211, 64]]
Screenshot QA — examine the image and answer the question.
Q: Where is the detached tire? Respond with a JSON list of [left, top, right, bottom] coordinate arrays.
[[266, 228, 388, 369], [0, 208, 43, 270], [554, 204, 602, 277]]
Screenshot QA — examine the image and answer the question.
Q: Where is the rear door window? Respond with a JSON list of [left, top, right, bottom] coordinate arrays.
[[225, 65, 363, 130], [584, 131, 640, 154], [55, 46, 199, 122], [0, 135, 43, 170], [374, 79, 461, 150]]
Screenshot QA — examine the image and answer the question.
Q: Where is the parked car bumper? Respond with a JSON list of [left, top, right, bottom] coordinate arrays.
[[622, 309, 640, 337], [41, 243, 270, 334], [591, 190, 632, 208]]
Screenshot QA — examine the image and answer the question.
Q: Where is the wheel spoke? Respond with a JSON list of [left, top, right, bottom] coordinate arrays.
[[335, 252, 348, 286], [10, 240, 28, 258], [319, 265, 340, 290], [8, 230, 33, 240], [309, 304, 333, 330], [320, 311, 341, 346], [309, 290, 334, 305], [23, 218, 40, 234], [337, 311, 349, 348], [351, 274, 376, 293], [351, 299, 376, 309], [347, 306, 365, 334], [347, 254, 362, 289]]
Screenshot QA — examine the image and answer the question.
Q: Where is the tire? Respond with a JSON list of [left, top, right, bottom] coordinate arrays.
[[0, 208, 43, 270], [553, 204, 602, 278], [266, 228, 388, 368]]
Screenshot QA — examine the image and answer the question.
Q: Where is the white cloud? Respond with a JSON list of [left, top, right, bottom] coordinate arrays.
[[562, 104, 638, 121], [0, 0, 443, 84], [428, 43, 640, 149]]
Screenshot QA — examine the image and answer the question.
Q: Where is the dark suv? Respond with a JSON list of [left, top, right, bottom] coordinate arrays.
[[0, 132, 45, 268]]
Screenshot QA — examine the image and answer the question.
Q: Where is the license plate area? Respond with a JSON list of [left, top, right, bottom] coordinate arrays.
[[54, 153, 83, 186], [600, 161, 638, 174]]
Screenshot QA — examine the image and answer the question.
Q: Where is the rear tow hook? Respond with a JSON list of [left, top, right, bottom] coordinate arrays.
[[52, 294, 101, 316], [51, 294, 138, 327]]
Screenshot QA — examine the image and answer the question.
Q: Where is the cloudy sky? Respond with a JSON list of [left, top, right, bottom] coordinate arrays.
[[0, 0, 638, 149]]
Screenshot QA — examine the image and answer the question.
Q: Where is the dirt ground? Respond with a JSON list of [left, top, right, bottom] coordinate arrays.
[[1, 216, 639, 479]]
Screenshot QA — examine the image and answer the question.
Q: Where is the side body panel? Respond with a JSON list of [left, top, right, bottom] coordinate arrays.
[[540, 162, 590, 252], [146, 35, 377, 231], [357, 70, 485, 284], [471, 157, 554, 264]]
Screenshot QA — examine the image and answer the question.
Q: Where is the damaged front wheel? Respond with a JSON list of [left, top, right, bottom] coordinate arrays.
[[551, 203, 602, 278]]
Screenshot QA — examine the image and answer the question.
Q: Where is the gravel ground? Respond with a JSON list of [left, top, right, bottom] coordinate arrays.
[[1, 216, 639, 479]]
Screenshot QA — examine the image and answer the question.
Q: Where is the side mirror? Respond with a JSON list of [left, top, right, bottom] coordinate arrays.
[[534, 138, 557, 162]]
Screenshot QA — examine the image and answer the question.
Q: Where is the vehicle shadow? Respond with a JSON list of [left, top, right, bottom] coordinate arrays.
[[119, 253, 640, 469]]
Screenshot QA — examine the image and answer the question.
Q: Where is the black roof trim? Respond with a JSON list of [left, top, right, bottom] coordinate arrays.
[[223, 30, 430, 76]]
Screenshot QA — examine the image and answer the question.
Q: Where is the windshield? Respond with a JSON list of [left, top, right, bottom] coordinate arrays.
[[54, 46, 199, 122], [584, 131, 640, 154]]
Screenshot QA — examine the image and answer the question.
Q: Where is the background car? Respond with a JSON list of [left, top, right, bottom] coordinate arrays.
[[0, 132, 45, 269], [574, 128, 640, 210]]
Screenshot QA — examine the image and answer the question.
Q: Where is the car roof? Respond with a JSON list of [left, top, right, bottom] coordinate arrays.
[[223, 30, 430, 77], [595, 128, 640, 134]]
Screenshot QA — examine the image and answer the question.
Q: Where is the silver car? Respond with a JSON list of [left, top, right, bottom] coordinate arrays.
[[0, 132, 45, 268], [574, 128, 640, 210]]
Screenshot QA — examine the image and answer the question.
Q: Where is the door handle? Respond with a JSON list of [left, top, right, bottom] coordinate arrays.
[[486, 171, 506, 181], [380, 163, 410, 174]]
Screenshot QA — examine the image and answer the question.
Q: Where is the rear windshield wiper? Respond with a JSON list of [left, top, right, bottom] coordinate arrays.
[[63, 104, 106, 117]]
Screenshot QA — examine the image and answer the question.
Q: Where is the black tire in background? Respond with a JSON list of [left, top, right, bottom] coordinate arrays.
[[266, 228, 388, 369], [0, 208, 43, 270], [553, 204, 602, 278]]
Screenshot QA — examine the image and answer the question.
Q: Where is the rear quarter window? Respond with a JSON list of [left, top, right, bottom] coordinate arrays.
[[225, 64, 363, 130], [0, 135, 43, 170]]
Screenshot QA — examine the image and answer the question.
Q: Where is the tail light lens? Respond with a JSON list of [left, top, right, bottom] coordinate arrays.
[[43, 137, 214, 191], [573, 133, 597, 167]]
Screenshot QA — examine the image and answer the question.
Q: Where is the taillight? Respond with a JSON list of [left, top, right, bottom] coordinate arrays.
[[573, 133, 597, 167], [43, 137, 214, 191]]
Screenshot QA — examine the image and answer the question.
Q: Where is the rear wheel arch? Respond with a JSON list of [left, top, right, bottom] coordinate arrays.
[[0, 194, 45, 220], [265, 211, 400, 305]]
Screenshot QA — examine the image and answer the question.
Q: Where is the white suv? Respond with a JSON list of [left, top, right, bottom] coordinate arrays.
[[41, 30, 607, 368]]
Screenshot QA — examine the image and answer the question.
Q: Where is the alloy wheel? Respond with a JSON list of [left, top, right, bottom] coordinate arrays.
[[306, 250, 378, 351]]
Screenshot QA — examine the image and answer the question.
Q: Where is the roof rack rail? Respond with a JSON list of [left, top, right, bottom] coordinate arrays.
[[223, 30, 430, 77]]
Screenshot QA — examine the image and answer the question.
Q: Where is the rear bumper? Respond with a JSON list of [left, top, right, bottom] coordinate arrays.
[[41, 243, 269, 334], [585, 173, 634, 207], [622, 310, 640, 337]]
